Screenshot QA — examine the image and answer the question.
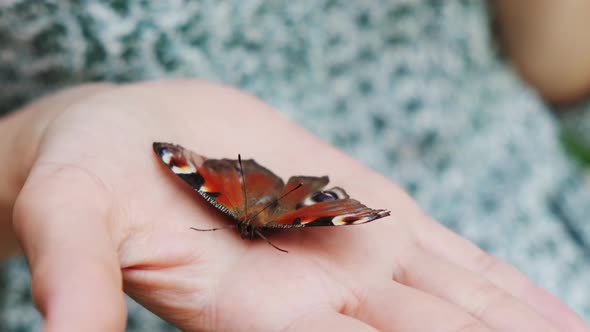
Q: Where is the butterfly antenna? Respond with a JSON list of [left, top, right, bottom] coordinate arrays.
[[246, 183, 303, 223], [255, 230, 288, 253], [238, 154, 248, 217], [190, 225, 237, 232]]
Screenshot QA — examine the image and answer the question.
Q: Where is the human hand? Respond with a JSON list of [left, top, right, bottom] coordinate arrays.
[[3, 80, 587, 331]]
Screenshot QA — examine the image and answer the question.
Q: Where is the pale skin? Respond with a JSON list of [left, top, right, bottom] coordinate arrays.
[[0, 80, 587, 332]]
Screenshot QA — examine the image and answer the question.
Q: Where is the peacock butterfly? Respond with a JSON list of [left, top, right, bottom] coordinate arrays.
[[153, 142, 390, 252]]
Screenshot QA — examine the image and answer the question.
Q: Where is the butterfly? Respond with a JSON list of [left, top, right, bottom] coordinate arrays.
[[153, 142, 390, 252]]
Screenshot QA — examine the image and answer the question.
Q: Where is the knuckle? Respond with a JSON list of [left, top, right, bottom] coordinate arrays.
[[470, 249, 500, 275], [13, 163, 111, 229], [467, 277, 510, 319], [390, 235, 422, 283]]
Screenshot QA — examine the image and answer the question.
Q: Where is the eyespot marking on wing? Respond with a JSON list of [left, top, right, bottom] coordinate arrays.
[[158, 147, 197, 174]]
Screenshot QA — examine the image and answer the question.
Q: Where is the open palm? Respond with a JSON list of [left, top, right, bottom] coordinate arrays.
[[8, 81, 586, 332]]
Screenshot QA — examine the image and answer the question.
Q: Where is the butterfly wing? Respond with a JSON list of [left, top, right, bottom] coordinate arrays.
[[273, 176, 329, 210], [153, 142, 284, 219], [239, 158, 285, 214], [266, 198, 390, 227], [244, 175, 329, 227], [262, 178, 389, 228]]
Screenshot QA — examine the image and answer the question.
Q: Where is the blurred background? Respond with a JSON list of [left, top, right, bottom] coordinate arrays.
[[1, 1, 589, 331]]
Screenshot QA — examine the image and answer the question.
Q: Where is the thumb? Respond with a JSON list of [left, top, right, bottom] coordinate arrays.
[[13, 165, 126, 332]]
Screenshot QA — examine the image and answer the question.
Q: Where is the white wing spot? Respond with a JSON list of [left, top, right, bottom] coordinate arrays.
[[172, 163, 196, 174], [161, 150, 173, 164], [331, 214, 355, 225]]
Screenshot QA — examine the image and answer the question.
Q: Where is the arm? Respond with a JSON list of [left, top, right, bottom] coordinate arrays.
[[493, 0, 590, 104]]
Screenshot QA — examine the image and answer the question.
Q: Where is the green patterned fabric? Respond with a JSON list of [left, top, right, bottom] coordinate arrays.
[[1, 1, 590, 330], [561, 109, 590, 168]]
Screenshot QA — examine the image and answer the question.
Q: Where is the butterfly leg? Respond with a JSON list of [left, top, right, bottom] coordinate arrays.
[[254, 230, 288, 253], [190, 225, 237, 232]]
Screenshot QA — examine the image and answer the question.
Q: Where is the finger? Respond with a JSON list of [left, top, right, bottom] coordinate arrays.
[[283, 311, 379, 332], [414, 218, 589, 332], [13, 165, 126, 332], [356, 281, 493, 332], [399, 248, 560, 332]]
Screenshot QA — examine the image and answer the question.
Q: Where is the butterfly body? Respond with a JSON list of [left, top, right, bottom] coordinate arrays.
[[153, 142, 390, 250]]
